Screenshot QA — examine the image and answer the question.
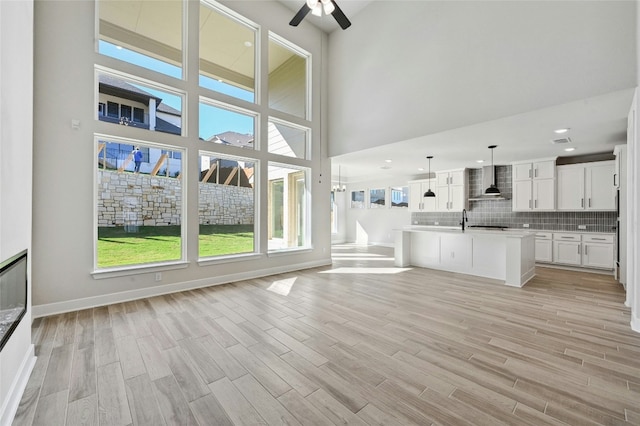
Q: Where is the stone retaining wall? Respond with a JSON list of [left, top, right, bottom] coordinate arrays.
[[97, 170, 254, 227]]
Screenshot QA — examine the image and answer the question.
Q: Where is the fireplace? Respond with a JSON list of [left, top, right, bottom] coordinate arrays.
[[0, 249, 27, 352]]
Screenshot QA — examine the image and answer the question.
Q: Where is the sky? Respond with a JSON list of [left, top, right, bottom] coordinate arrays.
[[99, 41, 255, 138]]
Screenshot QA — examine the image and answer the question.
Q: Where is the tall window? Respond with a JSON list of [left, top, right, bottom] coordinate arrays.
[[96, 137, 184, 269], [199, 1, 257, 102], [199, 152, 256, 258], [97, 0, 183, 79], [96, 69, 184, 136], [268, 163, 310, 251], [93, 1, 315, 272], [268, 34, 309, 119], [199, 100, 256, 149]]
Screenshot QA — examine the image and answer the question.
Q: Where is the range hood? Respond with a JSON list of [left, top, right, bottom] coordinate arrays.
[[468, 166, 509, 201]]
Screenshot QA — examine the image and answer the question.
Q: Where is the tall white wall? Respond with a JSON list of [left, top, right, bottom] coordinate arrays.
[[328, 1, 637, 158], [0, 1, 35, 423], [31, 1, 331, 316]]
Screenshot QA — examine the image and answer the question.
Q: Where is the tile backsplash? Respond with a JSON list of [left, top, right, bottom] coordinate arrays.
[[412, 166, 617, 233]]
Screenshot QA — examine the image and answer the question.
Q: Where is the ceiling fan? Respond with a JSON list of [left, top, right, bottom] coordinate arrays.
[[290, 0, 352, 30]]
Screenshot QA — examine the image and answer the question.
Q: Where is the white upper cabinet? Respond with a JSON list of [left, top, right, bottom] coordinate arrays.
[[408, 179, 437, 212], [557, 161, 615, 211], [585, 162, 615, 210], [512, 159, 556, 211], [436, 169, 468, 212]]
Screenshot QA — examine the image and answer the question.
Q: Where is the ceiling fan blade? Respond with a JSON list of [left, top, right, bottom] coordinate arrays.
[[330, 0, 351, 29], [290, 4, 311, 27]]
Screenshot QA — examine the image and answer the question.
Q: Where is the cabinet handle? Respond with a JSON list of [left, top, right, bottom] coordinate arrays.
[[534, 199, 538, 208], [591, 237, 606, 241], [560, 236, 574, 239], [529, 200, 532, 209], [534, 168, 538, 178], [578, 245, 581, 255], [588, 198, 591, 208], [581, 198, 584, 208], [529, 169, 532, 178], [614, 173, 617, 186], [585, 245, 588, 255]]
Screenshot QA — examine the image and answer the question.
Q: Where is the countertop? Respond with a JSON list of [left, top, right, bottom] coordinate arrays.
[[399, 226, 535, 238], [401, 225, 615, 235]]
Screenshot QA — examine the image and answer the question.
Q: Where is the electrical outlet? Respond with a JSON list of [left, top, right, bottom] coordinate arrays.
[[578, 225, 587, 230], [155, 273, 162, 281], [413, 221, 419, 224], [523, 224, 529, 228], [434, 221, 439, 226]]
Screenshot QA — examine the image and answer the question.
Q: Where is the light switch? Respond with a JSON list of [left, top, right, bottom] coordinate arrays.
[[71, 119, 80, 130]]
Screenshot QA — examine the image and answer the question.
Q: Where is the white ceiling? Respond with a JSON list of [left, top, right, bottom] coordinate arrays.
[[323, 1, 637, 182], [332, 89, 634, 181]]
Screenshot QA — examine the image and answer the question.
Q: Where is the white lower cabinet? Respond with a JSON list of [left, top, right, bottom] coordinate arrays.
[[553, 240, 582, 265], [440, 234, 472, 269], [534, 232, 553, 262], [550, 232, 614, 270]]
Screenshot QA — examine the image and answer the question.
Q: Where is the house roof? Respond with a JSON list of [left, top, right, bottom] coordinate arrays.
[[208, 131, 254, 149], [155, 117, 181, 135], [98, 74, 163, 106]]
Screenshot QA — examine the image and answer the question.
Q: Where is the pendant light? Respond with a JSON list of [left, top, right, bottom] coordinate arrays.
[[484, 145, 501, 195], [332, 165, 346, 192], [424, 156, 436, 197]]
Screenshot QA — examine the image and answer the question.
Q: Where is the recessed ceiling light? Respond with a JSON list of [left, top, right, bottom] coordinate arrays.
[[554, 128, 570, 134], [384, 159, 392, 163], [476, 160, 484, 163], [564, 147, 576, 152]]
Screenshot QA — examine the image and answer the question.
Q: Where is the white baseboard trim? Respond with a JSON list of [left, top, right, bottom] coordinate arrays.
[[0, 344, 35, 426], [33, 259, 331, 318], [632, 315, 640, 334]]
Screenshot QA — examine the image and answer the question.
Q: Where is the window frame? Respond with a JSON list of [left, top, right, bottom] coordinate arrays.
[[93, 133, 188, 274]]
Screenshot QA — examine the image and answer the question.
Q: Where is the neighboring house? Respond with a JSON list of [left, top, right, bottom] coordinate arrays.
[[98, 74, 254, 182]]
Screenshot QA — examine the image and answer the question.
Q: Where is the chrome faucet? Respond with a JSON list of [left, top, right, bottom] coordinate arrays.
[[460, 209, 468, 231]]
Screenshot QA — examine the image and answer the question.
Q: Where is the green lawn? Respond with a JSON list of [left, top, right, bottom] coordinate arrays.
[[97, 225, 254, 268]]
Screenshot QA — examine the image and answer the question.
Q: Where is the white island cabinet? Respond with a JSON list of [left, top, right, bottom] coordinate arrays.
[[395, 227, 536, 287]]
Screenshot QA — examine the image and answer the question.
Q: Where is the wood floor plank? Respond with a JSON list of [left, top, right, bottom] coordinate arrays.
[[114, 335, 146, 380], [178, 337, 226, 384], [208, 377, 267, 425], [40, 344, 73, 397], [152, 375, 199, 425], [31, 390, 68, 426], [137, 335, 172, 381], [163, 346, 211, 402], [305, 388, 369, 426], [189, 394, 234, 426], [197, 336, 248, 380], [97, 362, 132, 426], [66, 394, 97, 426], [277, 390, 334, 426], [227, 343, 292, 398], [233, 373, 302, 425], [125, 373, 166, 426], [68, 343, 96, 403]]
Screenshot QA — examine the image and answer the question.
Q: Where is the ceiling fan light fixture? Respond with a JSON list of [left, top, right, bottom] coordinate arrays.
[[306, 0, 318, 8], [311, 3, 322, 16], [323, 1, 335, 15]]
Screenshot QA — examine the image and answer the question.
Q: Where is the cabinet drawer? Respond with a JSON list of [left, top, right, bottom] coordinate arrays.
[[553, 233, 581, 242], [583, 234, 614, 244], [535, 232, 552, 240]]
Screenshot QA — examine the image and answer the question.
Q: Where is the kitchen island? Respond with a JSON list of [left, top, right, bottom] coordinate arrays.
[[395, 226, 536, 287]]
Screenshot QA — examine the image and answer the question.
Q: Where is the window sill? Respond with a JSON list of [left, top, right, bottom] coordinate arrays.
[[91, 260, 190, 280], [198, 252, 263, 267], [268, 247, 313, 257]]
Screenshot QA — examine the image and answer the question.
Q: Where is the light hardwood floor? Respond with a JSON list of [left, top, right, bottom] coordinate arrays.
[[12, 244, 640, 425]]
